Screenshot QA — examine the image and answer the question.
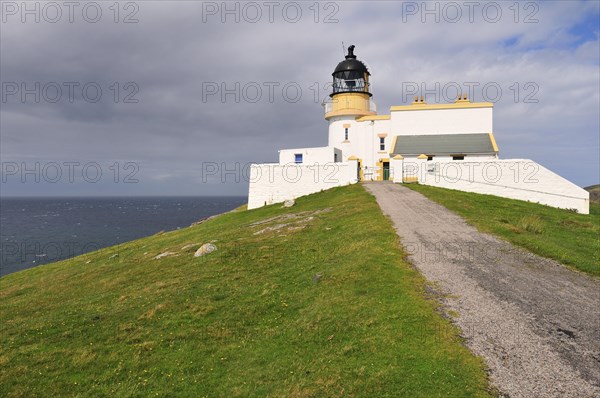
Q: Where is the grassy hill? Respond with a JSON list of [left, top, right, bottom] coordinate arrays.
[[585, 184, 600, 203], [407, 184, 600, 278], [0, 185, 492, 397]]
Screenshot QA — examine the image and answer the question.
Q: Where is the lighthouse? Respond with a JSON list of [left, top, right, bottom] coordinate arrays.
[[324, 45, 389, 180], [247, 44, 589, 214]]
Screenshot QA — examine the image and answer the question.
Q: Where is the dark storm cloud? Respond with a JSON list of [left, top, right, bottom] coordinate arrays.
[[1, 1, 598, 196]]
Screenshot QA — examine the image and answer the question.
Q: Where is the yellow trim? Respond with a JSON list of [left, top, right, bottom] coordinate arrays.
[[403, 176, 419, 183], [325, 109, 376, 119], [390, 101, 493, 112], [355, 115, 391, 122], [347, 155, 359, 160], [489, 132, 499, 152], [417, 154, 428, 159], [375, 158, 390, 181], [377, 133, 388, 138], [343, 123, 351, 128], [358, 158, 364, 181], [390, 135, 398, 156], [393, 155, 404, 160]]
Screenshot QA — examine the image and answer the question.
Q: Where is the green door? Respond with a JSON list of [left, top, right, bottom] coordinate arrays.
[[383, 162, 390, 181]]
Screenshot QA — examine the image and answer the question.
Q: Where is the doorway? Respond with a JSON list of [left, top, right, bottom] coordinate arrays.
[[383, 162, 390, 181]]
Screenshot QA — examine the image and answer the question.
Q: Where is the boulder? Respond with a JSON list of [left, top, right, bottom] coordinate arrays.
[[194, 243, 217, 257], [283, 199, 295, 208]]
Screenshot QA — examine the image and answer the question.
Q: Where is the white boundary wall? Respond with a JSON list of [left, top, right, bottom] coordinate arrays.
[[248, 161, 358, 210], [407, 159, 589, 214], [279, 146, 341, 164]]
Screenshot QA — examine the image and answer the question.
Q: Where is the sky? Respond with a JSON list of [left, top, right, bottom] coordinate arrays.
[[1, 0, 599, 196]]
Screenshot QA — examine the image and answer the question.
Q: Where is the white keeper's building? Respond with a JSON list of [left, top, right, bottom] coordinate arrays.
[[248, 45, 589, 214]]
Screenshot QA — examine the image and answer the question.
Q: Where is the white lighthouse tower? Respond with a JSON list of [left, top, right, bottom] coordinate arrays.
[[325, 45, 386, 179], [324, 45, 390, 180]]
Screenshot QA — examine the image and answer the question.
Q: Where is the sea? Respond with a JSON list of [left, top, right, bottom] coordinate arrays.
[[0, 196, 247, 276]]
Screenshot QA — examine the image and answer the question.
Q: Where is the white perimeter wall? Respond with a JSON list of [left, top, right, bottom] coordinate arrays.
[[410, 159, 589, 214], [248, 161, 358, 210], [279, 146, 341, 165]]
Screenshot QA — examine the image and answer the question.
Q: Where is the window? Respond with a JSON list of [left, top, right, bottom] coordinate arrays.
[[379, 137, 385, 151], [344, 128, 349, 140], [294, 153, 303, 164], [334, 153, 338, 162], [427, 155, 434, 161], [452, 155, 465, 161]]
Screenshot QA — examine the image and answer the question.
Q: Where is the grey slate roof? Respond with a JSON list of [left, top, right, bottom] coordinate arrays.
[[391, 133, 495, 156]]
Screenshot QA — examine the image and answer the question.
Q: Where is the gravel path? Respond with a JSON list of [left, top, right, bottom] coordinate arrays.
[[364, 182, 600, 398]]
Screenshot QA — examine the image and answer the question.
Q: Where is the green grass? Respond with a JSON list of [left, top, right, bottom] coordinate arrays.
[[407, 184, 600, 277], [0, 185, 493, 397]]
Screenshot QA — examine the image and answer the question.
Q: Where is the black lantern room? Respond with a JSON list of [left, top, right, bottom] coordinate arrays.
[[330, 45, 372, 97]]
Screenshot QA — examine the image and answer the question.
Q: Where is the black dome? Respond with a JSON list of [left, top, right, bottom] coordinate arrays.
[[333, 58, 370, 75], [332, 45, 370, 76]]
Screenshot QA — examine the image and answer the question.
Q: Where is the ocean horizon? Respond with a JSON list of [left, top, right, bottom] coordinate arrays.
[[0, 196, 247, 276]]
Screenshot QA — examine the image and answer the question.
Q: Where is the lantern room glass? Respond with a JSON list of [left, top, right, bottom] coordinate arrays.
[[332, 71, 370, 95]]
